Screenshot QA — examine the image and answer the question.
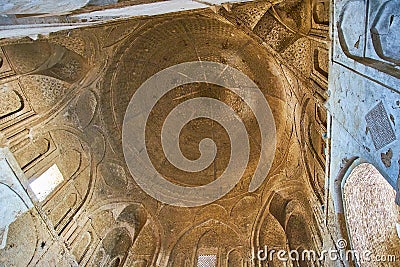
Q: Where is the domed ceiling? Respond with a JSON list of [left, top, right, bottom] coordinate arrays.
[[0, 1, 330, 266]]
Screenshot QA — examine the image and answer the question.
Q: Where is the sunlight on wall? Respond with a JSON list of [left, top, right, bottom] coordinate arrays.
[[29, 164, 64, 202]]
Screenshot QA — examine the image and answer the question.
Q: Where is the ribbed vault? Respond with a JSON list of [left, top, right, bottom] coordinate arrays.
[[0, 1, 330, 266]]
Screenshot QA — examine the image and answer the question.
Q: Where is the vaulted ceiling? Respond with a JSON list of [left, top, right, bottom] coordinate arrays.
[[0, 1, 331, 266]]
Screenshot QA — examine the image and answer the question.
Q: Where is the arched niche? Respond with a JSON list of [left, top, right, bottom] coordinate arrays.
[[3, 41, 89, 83], [28, 129, 92, 236], [99, 227, 132, 266], [285, 213, 316, 267], [168, 220, 245, 267], [254, 188, 322, 267], [89, 204, 147, 266], [71, 202, 160, 267], [227, 249, 243, 267], [343, 163, 400, 267], [257, 213, 288, 267], [299, 97, 326, 204]]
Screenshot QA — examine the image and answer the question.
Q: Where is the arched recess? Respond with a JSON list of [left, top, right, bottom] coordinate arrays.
[[285, 213, 316, 267], [167, 219, 246, 267], [299, 97, 327, 204], [256, 213, 288, 267], [253, 184, 322, 267], [93, 227, 132, 266], [1, 40, 95, 239], [12, 78, 105, 237], [343, 163, 400, 267], [24, 128, 94, 236], [68, 201, 161, 267], [3, 41, 89, 83]]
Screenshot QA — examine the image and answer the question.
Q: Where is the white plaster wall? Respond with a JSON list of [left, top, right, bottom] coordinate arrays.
[[0, 0, 90, 14], [0, 150, 34, 249], [327, 67, 399, 187], [328, 0, 400, 192], [0, 0, 256, 39]]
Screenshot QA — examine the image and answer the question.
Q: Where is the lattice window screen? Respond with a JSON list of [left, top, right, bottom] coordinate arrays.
[[197, 254, 217, 267], [365, 101, 396, 150]]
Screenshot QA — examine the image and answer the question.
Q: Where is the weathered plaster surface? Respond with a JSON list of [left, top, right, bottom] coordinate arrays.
[[0, 150, 34, 249], [327, 65, 399, 187], [0, 0, 90, 14], [0, 0, 257, 39], [344, 163, 400, 266], [328, 0, 400, 189]]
